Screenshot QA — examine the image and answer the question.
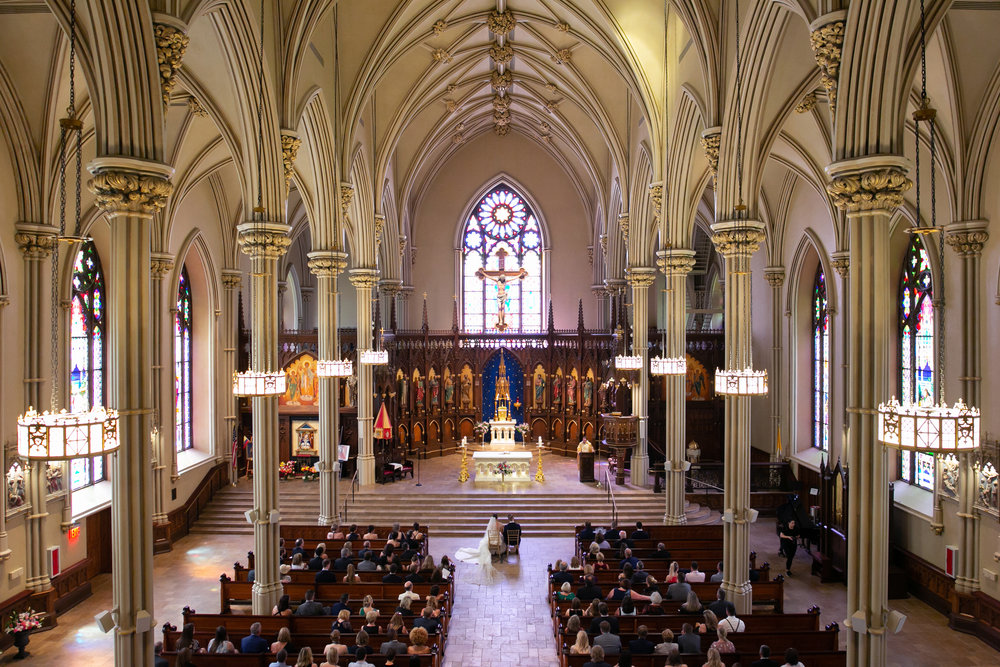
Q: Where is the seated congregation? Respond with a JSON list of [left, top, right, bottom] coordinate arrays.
[[159, 523, 451, 667], [547, 523, 844, 667]]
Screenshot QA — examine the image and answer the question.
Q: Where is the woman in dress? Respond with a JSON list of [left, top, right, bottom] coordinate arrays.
[[271, 627, 293, 655], [454, 515, 501, 584], [709, 627, 735, 654], [679, 591, 703, 614], [665, 561, 680, 583], [702, 648, 725, 667], [273, 594, 293, 617], [322, 631, 348, 659], [206, 626, 236, 654], [570, 629, 591, 655]]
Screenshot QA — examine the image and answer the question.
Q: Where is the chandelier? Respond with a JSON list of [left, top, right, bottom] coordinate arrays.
[[360, 349, 389, 366], [651, 356, 686, 376], [615, 354, 643, 371], [317, 359, 354, 377], [651, 244, 686, 376], [877, 0, 979, 452], [232, 370, 287, 397], [712, 1, 766, 398], [18, 3, 119, 461]]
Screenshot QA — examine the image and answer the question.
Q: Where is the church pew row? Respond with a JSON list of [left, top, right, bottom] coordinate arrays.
[[549, 607, 821, 639], [548, 578, 785, 615], [161, 650, 439, 667], [217, 579, 453, 614], [575, 525, 724, 540], [554, 628, 840, 655], [280, 524, 429, 542], [163, 627, 439, 654], [233, 562, 447, 585], [179, 610, 447, 644], [560, 650, 846, 667], [552, 559, 772, 584], [280, 538, 427, 557]]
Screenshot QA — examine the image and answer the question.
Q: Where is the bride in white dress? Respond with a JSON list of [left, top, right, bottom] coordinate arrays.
[[454, 515, 501, 584]]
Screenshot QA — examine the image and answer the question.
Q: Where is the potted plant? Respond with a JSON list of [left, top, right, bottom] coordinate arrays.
[[5, 608, 43, 659], [301, 465, 319, 482]]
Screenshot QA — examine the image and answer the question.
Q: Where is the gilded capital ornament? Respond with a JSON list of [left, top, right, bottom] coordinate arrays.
[[491, 70, 513, 94], [826, 167, 912, 213], [374, 214, 386, 249], [307, 251, 349, 277], [656, 250, 697, 276], [648, 183, 663, 224], [710, 224, 765, 258], [487, 9, 516, 37], [830, 251, 849, 277], [945, 230, 989, 257], [14, 228, 56, 259], [809, 20, 844, 114], [221, 271, 242, 290], [340, 183, 355, 217], [618, 213, 630, 240], [701, 131, 721, 177], [490, 42, 514, 66], [281, 133, 302, 193], [348, 269, 380, 290], [237, 226, 292, 261], [150, 254, 175, 278], [626, 267, 657, 289], [763, 268, 786, 288], [88, 171, 173, 214], [154, 23, 189, 108]]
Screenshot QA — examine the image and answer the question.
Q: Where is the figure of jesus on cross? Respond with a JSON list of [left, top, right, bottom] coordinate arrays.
[[475, 247, 528, 332]]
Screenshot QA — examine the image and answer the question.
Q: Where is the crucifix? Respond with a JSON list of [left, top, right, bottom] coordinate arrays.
[[475, 247, 527, 332]]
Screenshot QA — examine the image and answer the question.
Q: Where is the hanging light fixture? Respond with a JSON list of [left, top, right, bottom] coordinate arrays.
[[317, 358, 354, 378], [361, 293, 388, 366], [651, 244, 687, 376], [714, 0, 767, 398], [233, 0, 285, 397], [18, 1, 120, 460], [878, 0, 979, 453], [615, 302, 642, 371]]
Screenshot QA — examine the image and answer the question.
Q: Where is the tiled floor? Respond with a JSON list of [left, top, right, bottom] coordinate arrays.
[[6, 471, 1000, 666]]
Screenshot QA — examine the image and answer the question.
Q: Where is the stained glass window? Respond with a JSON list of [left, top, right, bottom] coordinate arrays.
[[812, 267, 829, 451], [899, 234, 935, 490], [69, 242, 106, 491], [175, 266, 193, 452], [461, 185, 543, 333]]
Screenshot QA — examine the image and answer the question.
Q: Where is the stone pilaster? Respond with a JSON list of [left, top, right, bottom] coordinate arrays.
[[277, 281, 287, 331], [626, 267, 656, 487], [710, 219, 766, 614], [591, 286, 610, 331], [237, 221, 292, 615], [221, 270, 242, 483], [308, 251, 349, 525], [350, 268, 380, 487], [656, 250, 696, 524], [826, 155, 911, 667], [87, 157, 174, 667], [14, 223, 56, 592], [0, 295, 10, 562], [150, 253, 174, 525], [945, 221, 988, 596], [763, 267, 785, 463]]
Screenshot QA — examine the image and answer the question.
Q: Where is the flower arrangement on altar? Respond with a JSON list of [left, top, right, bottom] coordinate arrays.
[[514, 423, 530, 438], [473, 421, 490, 437], [301, 465, 319, 482], [278, 461, 296, 478], [5, 609, 44, 634], [493, 461, 513, 477]]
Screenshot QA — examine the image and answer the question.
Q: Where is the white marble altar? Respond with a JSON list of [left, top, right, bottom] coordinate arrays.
[[472, 450, 532, 482]]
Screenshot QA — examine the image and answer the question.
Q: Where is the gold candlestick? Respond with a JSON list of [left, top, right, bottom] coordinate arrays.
[[458, 443, 470, 483]]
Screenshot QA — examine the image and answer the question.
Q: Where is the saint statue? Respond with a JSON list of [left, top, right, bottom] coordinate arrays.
[[461, 371, 473, 408], [533, 372, 545, 408], [552, 377, 562, 406], [398, 374, 408, 409], [566, 375, 577, 407], [583, 376, 593, 408], [598, 380, 609, 412], [429, 374, 440, 406], [444, 374, 455, 405], [415, 375, 425, 404]]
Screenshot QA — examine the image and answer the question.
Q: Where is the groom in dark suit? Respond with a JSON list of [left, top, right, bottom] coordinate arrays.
[[502, 514, 521, 554]]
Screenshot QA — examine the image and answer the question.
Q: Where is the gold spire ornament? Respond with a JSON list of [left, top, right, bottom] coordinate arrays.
[[535, 442, 545, 482]]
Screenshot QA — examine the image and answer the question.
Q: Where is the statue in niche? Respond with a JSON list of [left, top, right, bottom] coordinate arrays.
[[415, 374, 425, 405], [397, 371, 408, 410], [566, 373, 577, 407], [444, 373, 455, 406], [552, 375, 562, 407], [429, 373, 440, 407], [6, 462, 24, 509], [582, 375, 594, 409], [533, 370, 546, 408], [460, 367, 474, 408]]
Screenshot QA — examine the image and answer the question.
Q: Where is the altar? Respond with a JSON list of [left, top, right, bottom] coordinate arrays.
[[472, 450, 533, 482]]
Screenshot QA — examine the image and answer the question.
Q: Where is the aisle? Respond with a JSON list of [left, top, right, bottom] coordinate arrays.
[[437, 536, 572, 667]]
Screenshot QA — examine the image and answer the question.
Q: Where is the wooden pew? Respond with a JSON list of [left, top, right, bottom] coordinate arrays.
[[560, 651, 846, 667], [551, 579, 785, 614], [218, 578, 453, 614], [281, 524, 429, 542], [556, 628, 840, 654], [233, 563, 444, 585], [161, 650, 440, 667], [551, 608, 822, 638], [163, 627, 440, 653], [181, 609, 448, 637]]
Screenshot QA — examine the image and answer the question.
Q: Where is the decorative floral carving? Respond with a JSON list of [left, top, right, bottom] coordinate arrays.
[[599, 233, 607, 257], [491, 70, 513, 94], [551, 48, 573, 65], [831, 253, 850, 278], [487, 9, 516, 37], [432, 19, 447, 36], [443, 98, 460, 113], [187, 97, 208, 117], [88, 171, 173, 214], [340, 184, 355, 217], [701, 132, 721, 176], [150, 255, 175, 278], [307, 252, 348, 277], [587, 246, 594, 265], [710, 227, 766, 258], [221, 272, 242, 289], [374, 214, 385, 249], [494, 124, 510, 136], [492, 94, 511, 113], [544, 82, 558, 93], [618, 213, 629, 240], [399, 237, 407, 258], [763, 268, 786, 288], [810, 20, 844, 114], [489, 42, 513, 66], [237, 228, 292, 260], [555, 21, 571, 33], [795, 91, 818, 114], [14, 230, 55, 259], [826, 167, 912, 213], [626, 267, 656, 289], [281, 134, 302, 193], [656, 252, 697, 276], [946, 230, 989, 257], [348, 270, 380, 290], [648, 184, 663, 225], [154, 23, 189, 107], [431, 48, 453, 64], [544, 99, 562, 114]]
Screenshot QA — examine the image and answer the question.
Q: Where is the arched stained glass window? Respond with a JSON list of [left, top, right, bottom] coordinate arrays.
[[175, 266, 193, 452], [462, 185, 543, 333], [899, 234, 935, 490], [69, 241, 106, 491], [812, 267, 829, 451]]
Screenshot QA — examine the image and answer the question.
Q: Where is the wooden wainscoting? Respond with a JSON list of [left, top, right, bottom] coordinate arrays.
[[52, 558, 92, 613], [155, 461, 230, 552]]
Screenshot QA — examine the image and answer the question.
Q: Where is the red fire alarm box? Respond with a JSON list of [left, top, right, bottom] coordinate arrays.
[[945, 545, 958, 578]]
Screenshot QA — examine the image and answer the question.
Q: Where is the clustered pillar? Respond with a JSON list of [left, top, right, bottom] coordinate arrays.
[[150, 253, 175, 527], [627, 266, 656, 487], [350, 268, 380, 487]]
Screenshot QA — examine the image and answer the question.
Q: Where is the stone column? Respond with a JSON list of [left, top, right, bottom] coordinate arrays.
[[657, 250, 696, 524], [277, 281, 287, 331], [221, 270, 242, 482], [14, 224, 56, 592], [945, 221, 988, 596], [236, 221, 291, 614], [626, 267, 656, 486], [308, 251, 348, 524], [710, 220, 766, 614], [0, 295, 10, 562], [592, 286, 610, 330], [826, 157, 910, 667], [350, 268, 379, 487], [763, 267, 785, 462], [88, 159, 173, 667], [150, 253, 174, 525]]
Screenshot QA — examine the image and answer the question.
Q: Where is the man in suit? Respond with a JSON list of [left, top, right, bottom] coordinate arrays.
[[707, 588, 728, 618], [676, 623, 701, 654], [379, 629, 408, 656], [650, 542, 671, 560], [358, 540, 374, 561], [710, 561, 724, 583], [630, 521, 649, 540], [749, 644, 781, 667], [666, 571, 691, 601], [333, 547, 353, 571], [412, 607, 441, 634], [308, 544, 326, 570], [294, 589, 327, 616], [329, 593, 351, 616], [551, 561, 574, 585], [154, 642, 169, 667], [291, 538, 307, 557], [503, 514, 521, 552], [578, 521, 596, 543], [630, 561, 650, 587], [405, 562, 425, 583], [588, 603, 619, 634], [358, 552, 377, 571], [241, 622, 270, 653], [619, 548, 639, 570], [628, 625, 655, 654], [593, 620, 621, 656], [382, 563, 404, 583], [576, 574, 603, 601], [315, 558, 338, 583], [582, 645, 612, 667]]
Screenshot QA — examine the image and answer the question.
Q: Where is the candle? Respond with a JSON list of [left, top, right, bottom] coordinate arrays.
[[537, 436, 543, 447], [461, 436, 467, 447]]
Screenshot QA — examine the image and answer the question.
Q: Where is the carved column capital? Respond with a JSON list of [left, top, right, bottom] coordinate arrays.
[[618, 213, 630, 240], [763, 266, 786, 288], [150, 252, 175, 279], [307, 250, 349, 277], [236, 221, 292, 260], [14, 223, 57, 259], [701, 127, 721, 177], [825, 157, 911, 213], [649, 182, 664, 225], [87, 159, 174, 215], [945, 221, 989, 257], [221, 269, 242, 290], [374, 214, 386, 249], [340, 183, 355, 217], [809, 14, 845, 114], [599, 233, 608, 258], [277, 281, 287, 297], [709, 220, 766, 258], [399, 236, 407, 259], [154, 22, 190, 107], [380, 279, 403, 296], [591, 285, 608, 298], [656, 249, 697, 276], [831, 251, 850, 277], [626, 267, 657, 289], [281, 131, 302, 193], [348, 268, 380, 290]]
